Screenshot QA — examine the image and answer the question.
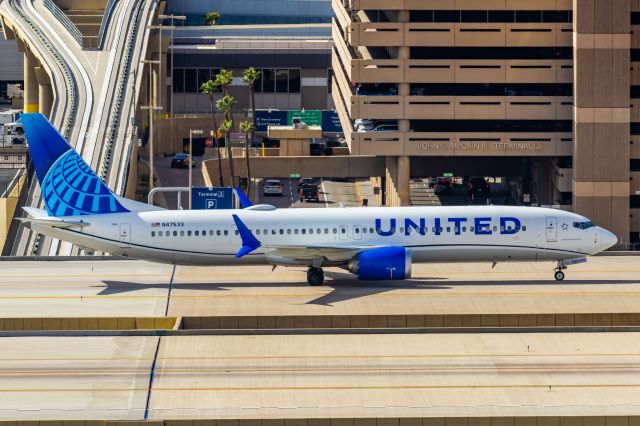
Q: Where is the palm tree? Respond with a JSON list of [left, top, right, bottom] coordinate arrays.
[[217, 96, 236, 185], [216, 95, 235, 123], [240, 121, 254, 201], [214, 69, 235, 128], [218, 119, 234, 186], [200, 79, 224, 186], [203, 12, 220, 26], [242, 67, 260, 148]]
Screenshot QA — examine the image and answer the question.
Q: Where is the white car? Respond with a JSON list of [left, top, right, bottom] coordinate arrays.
[[263, 179, 284, 196]]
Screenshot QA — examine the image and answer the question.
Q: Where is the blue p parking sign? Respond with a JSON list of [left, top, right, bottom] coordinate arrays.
[[191, 187, 233, 210]]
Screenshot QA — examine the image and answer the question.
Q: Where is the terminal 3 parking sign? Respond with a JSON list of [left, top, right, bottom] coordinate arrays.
[[191, 187, 233, 210]]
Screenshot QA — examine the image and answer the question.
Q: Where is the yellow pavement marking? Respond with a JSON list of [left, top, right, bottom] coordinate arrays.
[[3, 289, 640, 300], [4, 353, 640, 362], [3, 364, 640, 376], [0, 269, 637, 283], [4, 383, 640, 393]]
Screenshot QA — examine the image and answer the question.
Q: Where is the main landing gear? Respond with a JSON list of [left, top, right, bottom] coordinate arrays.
[[307, 267, 324, 286]]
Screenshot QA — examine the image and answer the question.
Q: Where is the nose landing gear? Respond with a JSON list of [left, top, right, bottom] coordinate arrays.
[[307, 267, 324, 286], [553, 258, 580, 281], [554, 268, 565, 281]]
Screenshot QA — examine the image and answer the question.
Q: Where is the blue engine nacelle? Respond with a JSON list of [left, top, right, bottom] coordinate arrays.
[[348, 246, 412, 281]]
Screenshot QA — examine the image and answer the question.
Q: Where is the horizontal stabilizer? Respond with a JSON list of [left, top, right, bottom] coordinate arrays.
[[18, 216, 91, 229]]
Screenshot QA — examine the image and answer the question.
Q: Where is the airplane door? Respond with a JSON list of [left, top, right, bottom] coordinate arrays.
[[119, 224, 131, 248], [353, 225, 362, 240], [339, 225, 349, 240], [545, 217, 557, 242]]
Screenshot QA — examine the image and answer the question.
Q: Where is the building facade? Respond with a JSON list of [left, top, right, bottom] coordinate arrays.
[[151, 0, 336, 153], [332, 0, 640, 244], [165, 0, 334, 115]]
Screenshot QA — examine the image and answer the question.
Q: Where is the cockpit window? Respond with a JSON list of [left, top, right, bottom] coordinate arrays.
[[573, 221, 596, 230]]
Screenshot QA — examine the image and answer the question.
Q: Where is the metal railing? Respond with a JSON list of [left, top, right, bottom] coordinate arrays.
[[96, 0, 119, 49], [12, 0, 77, 140], [42, 0, 83, 46], [9, 0, 79, 256], [99, 0, 146, 190]]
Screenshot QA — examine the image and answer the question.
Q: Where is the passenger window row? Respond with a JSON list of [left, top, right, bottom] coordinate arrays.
[[150, 227, 379, 238], [151, 225, 527, 238], [151, 229, 235, 237]]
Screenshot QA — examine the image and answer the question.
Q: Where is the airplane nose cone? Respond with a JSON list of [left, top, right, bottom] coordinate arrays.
[[600, 229, 618, 251]]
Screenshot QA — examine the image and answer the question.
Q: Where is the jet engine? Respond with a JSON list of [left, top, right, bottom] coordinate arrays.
[[348, 246, 412, 281]]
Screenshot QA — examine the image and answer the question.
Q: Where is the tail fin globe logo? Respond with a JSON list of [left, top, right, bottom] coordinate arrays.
[[21, 113, 128, 217]]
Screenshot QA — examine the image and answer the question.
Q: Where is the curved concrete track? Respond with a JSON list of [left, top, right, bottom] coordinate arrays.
[[0, 0, 156, 256]]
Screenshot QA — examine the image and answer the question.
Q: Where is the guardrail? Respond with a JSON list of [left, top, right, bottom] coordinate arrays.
[[9, 0, 79, 256], [99, 0, 148, 196], [42, 0, 82, 46], [12, 0, 77, 140], [96, 0, 118, 50]]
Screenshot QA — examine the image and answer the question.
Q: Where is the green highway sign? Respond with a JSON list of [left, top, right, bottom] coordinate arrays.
[[443, 172, 454, 177], [287, 110, 322, 126], [290, 173, 301, 178]]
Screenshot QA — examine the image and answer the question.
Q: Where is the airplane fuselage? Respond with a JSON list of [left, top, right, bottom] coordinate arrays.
[[30, 205, 613, 266]]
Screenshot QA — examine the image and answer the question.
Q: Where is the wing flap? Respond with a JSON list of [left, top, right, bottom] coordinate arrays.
[[264, 244, 383, 262]]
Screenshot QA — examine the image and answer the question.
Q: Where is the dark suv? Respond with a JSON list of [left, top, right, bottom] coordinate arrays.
[[299, 183, 320, 203]]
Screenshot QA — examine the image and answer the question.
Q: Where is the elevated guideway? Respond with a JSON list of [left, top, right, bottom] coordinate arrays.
[[0, 0, 157, 257]]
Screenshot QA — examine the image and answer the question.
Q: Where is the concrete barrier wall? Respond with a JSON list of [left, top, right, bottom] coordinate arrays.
[[53, 0, 107, 10], [3, 313, 639, 331], [1, 416, 640, 426], [181, 313, 640, 329], [0, 317, 176, 331]]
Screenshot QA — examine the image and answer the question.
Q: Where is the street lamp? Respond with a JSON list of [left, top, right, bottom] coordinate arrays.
[[189, 129, 204, 209], [141, 59, 162, 192], [151, 15, 187, 119]]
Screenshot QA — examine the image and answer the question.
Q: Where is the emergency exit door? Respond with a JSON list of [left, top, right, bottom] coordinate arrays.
[[545, 217, 557, 242]]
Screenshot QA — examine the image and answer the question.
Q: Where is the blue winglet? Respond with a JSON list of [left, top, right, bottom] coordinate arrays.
[[232, 214, 261, 258], [235, 188, 253, 208]]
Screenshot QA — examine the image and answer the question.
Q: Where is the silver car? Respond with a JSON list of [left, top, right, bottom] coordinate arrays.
[[263, 179, 284, 196]]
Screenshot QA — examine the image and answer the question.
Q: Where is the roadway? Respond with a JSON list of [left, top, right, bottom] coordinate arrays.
[[3, 332, 640, 419], [1, 257, 640, 319], [255, 178, 363, 208]]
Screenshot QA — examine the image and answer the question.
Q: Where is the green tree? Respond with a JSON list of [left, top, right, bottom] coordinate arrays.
[[218, 119, 234, 186], [242, 67, 260, 149], [200, 79, 224, 186], [203, 12, 220, 26], [214, 69, 235, 128], [240, 121, 254, 200]]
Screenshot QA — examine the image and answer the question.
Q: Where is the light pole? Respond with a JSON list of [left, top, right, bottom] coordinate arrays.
[[189, 129, 204, 209], [157, 14, 186, 118], [141, 59, 162, 192]]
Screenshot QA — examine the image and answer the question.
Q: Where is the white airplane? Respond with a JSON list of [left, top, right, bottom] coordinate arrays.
[[20, 113, 617, 285]]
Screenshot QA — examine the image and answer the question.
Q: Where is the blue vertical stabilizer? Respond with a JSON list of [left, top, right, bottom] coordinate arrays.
[[21, 113, 129, 217]]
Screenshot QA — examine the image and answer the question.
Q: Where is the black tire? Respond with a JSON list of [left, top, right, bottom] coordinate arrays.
[[307, 267, 324, 286], [554, 270, 565, 281]]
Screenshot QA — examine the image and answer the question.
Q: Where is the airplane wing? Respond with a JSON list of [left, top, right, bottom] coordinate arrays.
[[231, 214, 381, 262], [264, 244, 384, 262]]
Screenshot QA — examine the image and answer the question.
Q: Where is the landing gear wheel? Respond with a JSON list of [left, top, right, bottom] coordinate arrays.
[[554, 270, 565, 281], [307, 267, 324, 286]]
